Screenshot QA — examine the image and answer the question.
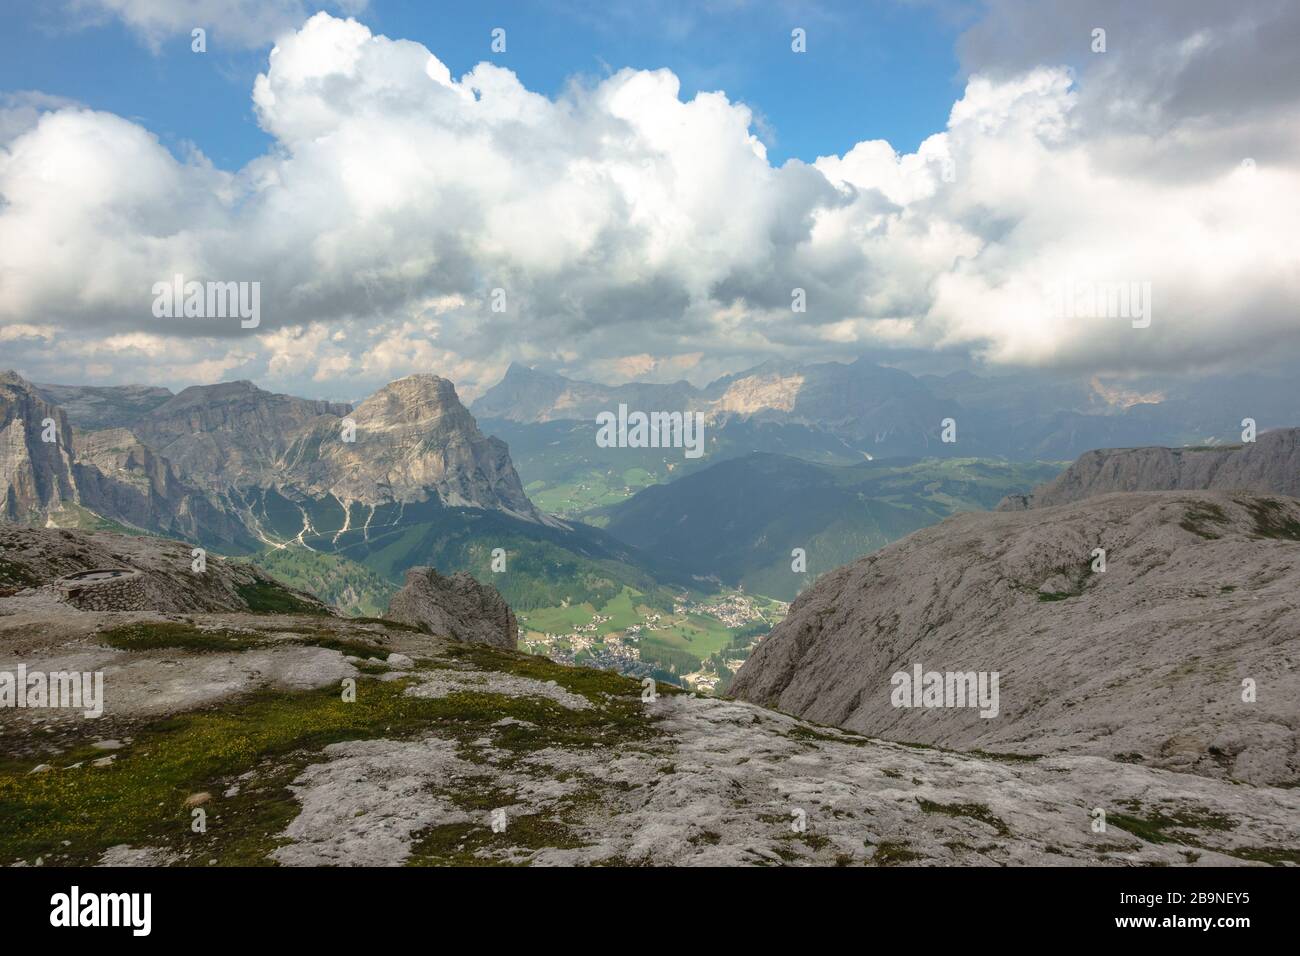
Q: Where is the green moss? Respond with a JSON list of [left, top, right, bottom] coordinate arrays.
[[99, 621, 270, 653], [350, 616, 423, 632], [1108, 805, 1236, 846], [917, 799, 1011, 837], [296, 634, 390, 660], [406, 810, 589, 866], [1221, 846, 1300, 866], [100, 619, 402, 661], [870, 840, 922, 865], [438, 640, 681, 706], [967, 749, 1041, 764], [784, 724, 871, 747]]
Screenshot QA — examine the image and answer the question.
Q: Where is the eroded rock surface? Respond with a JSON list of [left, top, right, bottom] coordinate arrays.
[[386, 565, 519, 650], [730, 492, 1300, 786], [998, 428, 1300, 511]]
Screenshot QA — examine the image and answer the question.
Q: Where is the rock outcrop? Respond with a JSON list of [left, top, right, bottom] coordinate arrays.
[[0, 526, 329, 614], [386, 566, 518, 650], [1, 370, 78, 521], [729, 491, 1300, 786], [997, 428, 1300, 511], [3, 580, 1298, 866], [71, 427, 259, 551]]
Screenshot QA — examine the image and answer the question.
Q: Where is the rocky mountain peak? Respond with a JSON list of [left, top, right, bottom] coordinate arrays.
[[352, 373, 465, 428], [277, 374, 549, 521]]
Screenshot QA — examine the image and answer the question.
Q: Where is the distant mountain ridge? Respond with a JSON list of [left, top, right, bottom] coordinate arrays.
[[475, 358, 956, 458], [129, 379, 353, 493], [32, 382, 173, 430], [8, 371, 552, 533], [999, 428, 1300, 511], [473, 360, 1300, 461], [1, 369, 681, 615]]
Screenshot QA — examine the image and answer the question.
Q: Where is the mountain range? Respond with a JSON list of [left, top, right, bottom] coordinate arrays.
[[1, 370, 684, 613], [8, 360, 1298, 635], [474, 359, 1300, 461]]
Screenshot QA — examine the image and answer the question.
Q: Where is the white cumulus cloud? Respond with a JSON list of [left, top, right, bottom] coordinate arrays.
[[2, 9, 1298, 398]]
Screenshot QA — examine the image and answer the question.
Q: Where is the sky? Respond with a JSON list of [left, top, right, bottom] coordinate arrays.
[[1, 0, 1298, 402]]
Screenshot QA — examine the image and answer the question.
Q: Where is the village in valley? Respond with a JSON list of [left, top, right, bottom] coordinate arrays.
[[517, 589, 786, 694]]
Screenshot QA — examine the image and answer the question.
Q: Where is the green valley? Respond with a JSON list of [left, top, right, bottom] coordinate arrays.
[[601, 453, 1067, 600]]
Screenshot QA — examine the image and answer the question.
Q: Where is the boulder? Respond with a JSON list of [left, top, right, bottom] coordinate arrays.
[[385, 567, 518, 651]]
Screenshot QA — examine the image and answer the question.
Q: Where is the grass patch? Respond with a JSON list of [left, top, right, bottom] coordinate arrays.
[[406, 812, 588, 867], [967, 749, 1041, 764], [350, 616, 423, 632], [1238, 498, 1300, 541], [99, 621, 269, 653], [870, 840, 923, 865], [1180, 502, 1229, 540], [0, 557, 41, 591], [1106, 805, 1299, 865], [1108, 805, 1237, 846], [295, 634, 389, 660], [1220, 846, 1300, 866], [439, 640, 681, 705], [784, 724, 871, 747], [917, 799, 1011, 837], [0, 660, 667, 866]]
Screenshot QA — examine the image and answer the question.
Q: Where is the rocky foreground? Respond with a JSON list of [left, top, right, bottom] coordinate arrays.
[[2, 529, 1298, 866]]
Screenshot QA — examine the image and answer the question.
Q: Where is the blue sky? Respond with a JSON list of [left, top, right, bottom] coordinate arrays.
[[0, 0, 970, 171], [2, 0, 1294, 396]]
